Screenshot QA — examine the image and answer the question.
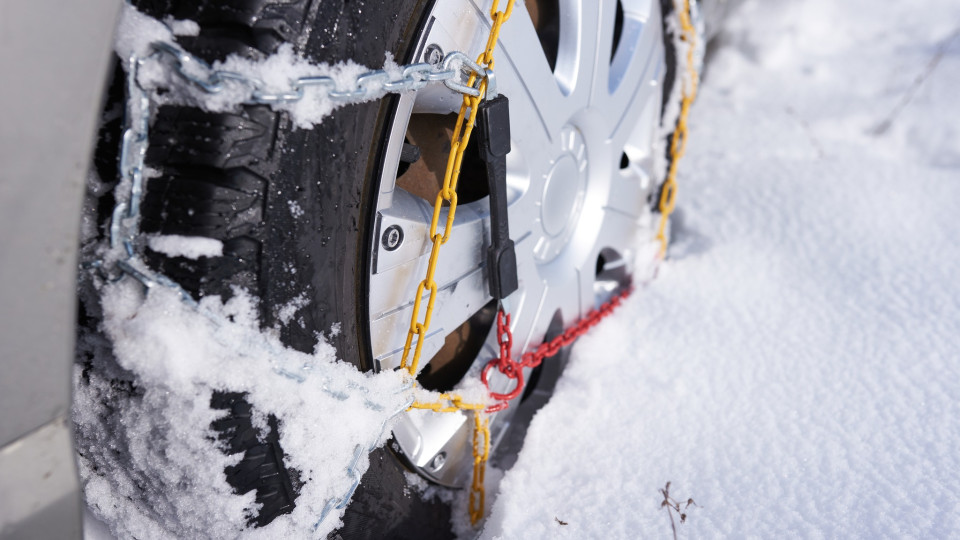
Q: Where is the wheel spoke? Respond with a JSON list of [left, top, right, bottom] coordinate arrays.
[[549, 0, 604, 115], [369, 191, 494, 370], [507, 237, 555, 352], [586, 0, 617, 104], [495, 1, 569, 139], [604, 164, 653, 217], [596, 0, 665, 146]]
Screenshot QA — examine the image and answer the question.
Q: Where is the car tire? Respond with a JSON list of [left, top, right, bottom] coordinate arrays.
[[80, 0, 452, 537]]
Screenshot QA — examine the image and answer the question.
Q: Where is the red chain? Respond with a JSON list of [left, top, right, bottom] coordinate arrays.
[[481, 286, 633, 412]]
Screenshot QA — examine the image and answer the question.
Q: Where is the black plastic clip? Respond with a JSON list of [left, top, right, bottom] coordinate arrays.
[[476, 94, 518, 300]]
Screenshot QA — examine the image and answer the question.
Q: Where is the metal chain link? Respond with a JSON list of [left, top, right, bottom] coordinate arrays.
[[314, 394, 414, 530], [409, 393, 486, 413], [655, 0, 701, 256], [99, 40, 491, 293], [398, 1, 515, 380], [481, 288, 634, 413], [150, 41, 488, 106], [469, 413, 491, 524]]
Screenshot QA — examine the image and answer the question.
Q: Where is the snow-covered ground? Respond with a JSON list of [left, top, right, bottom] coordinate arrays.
[[482, 0, 960, 537]]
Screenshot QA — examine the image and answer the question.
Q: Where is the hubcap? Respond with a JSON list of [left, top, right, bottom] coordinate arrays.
[[537, 125, 588, 260], [368, 0, 667, 487]]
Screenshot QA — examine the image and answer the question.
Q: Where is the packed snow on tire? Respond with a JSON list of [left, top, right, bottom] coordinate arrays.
[[74, 276, 418, 539]]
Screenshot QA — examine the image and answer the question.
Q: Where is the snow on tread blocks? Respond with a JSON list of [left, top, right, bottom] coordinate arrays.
[[139, 107, 272, 299], [125, 0, 308, 529], [211, 392, 300, 527], [143, 236, 261, 300]]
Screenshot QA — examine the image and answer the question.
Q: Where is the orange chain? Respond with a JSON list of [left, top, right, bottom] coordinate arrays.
[[469, 412, 491, 524], [399, 4, 516, 378]]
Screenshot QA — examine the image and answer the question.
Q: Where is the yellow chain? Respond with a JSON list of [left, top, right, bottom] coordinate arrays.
[[397, 0, 516, 527], [469, 412, 491, 525], [410, 393, 486, 413], [400, 0, 515, 377], [656, 0, 700, 256]]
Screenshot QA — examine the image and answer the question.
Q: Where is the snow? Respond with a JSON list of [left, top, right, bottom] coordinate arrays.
[[276, 292, 308, 326], [288, 200, 305, 219], [113, 3, 173, 59], [75, 282, 415, 539], [482, 0, 960, 538], [163, 16, 200, 37], [147, 234, 223, 259]]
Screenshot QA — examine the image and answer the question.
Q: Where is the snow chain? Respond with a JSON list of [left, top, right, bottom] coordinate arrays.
[[98, 0, 699, 531], [98, 17, 503, 531], [402, 0, 516, 525], [656, 0, 701, 256]]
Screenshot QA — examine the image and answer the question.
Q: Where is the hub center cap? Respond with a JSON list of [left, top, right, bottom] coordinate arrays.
[[535, 125, 589, 261], [541, 155, 581, 236]]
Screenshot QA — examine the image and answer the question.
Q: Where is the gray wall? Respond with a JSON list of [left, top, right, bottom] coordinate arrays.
[[0, 0, 121, 536]]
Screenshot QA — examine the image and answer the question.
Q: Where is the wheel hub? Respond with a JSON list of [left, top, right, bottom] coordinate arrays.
[[536, 126, 588, 262]]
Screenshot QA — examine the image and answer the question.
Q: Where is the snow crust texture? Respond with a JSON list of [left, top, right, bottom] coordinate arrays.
[[483, 0, 960, 538]]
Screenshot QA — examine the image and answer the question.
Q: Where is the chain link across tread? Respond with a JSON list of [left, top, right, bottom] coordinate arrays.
[[130, 0, 300, 527]]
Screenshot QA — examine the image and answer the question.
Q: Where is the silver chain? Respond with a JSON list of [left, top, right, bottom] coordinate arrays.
[[151, 41, 489, 102], [314, 395, 412, 531], [99, 39, 489, 325], [89, 39, 488, 530]]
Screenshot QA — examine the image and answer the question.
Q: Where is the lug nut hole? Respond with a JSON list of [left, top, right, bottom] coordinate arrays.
[[382, 225, 404, 251]]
